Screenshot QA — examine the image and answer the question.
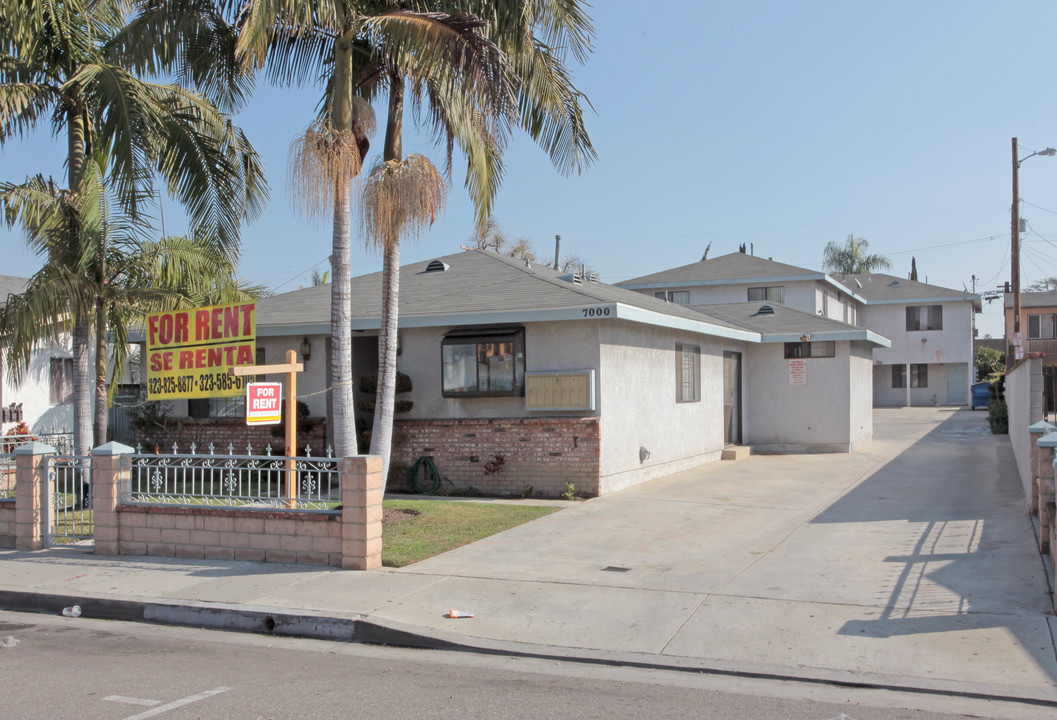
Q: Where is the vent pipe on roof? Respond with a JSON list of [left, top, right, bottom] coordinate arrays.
[[553, 234, 562, 270]]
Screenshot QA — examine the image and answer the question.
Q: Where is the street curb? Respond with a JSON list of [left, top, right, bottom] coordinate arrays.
[[3, 588, 1057, 707]]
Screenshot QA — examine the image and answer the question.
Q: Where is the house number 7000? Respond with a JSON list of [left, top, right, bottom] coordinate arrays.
[[582, 307, 611, 317]]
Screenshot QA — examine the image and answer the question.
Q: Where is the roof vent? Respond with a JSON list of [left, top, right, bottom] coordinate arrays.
[[888, 280, 900, 287], [424, 260, 450, 273], [559, 272, 583, 285], [752, 305, 775, 317], [588, 272, 599, 283]]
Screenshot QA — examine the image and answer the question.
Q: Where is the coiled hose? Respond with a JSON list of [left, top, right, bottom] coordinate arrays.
[[409, 456, 442, 495]]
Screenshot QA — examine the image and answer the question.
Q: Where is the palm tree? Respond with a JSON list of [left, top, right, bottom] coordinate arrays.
[[233, 3, 595, 475], [822, 234, 891, 275], [1, 1, 267, 454]]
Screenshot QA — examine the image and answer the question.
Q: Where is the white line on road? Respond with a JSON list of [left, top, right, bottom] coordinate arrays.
[[120, 687, 231, 720], [103, 696, 161, 707]]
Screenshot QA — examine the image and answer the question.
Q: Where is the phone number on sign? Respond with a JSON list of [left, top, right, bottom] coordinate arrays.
[[148, 373, 246, 396]]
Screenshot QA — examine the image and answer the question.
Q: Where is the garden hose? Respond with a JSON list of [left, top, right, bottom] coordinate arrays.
[[409, 456, 442, 495]]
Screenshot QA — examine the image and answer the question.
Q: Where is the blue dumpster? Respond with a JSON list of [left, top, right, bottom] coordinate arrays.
[[971, 382, 993, 410]]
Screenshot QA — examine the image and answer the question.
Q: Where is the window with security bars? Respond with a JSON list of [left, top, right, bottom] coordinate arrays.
[[676, 343, 700, 402], [892, 364, 928, 388], [905, 305, 942, 331], [747, 286, 784, 303], [784, 341, 835, 358]]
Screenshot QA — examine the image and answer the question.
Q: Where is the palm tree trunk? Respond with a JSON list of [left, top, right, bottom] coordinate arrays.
[[330, 177, 357, 458], [370, 78, 405, 487], [93, 296, 108, 447], [72, 317, 92, 457], [329, 32, 358, 459], [369, 241, 399, 483]]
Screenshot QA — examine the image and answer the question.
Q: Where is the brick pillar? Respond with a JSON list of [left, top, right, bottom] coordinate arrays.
[[341, 455, 383, 571], [14, 442, 55, 550], [91, 442, 134, 556], [1029, 424, 1056, 515]]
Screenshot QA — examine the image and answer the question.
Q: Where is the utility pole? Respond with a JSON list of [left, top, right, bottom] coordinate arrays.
[[1012, 137, 1021, 338]]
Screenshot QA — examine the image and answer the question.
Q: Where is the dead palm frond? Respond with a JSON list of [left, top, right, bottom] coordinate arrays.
[[288, 106, 375, 220], [361, 154, 446, 249]]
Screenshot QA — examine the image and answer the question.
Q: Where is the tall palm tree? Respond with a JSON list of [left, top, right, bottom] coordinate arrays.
[[234, 2, 596, 479], [0, 0, 267, 454], [823, 234, 891, 275], [233, 1, 596, 471]]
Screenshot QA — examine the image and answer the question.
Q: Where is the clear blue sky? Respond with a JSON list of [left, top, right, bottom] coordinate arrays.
[[4, 1, 1057, 338]]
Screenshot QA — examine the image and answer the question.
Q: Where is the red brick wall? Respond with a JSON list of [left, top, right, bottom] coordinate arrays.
[[391, 417, 601, 497], [115, 505, 343, 566], [145, 418, 328, 457]]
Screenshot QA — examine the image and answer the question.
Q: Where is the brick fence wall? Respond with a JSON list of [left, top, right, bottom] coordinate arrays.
[[391, 417, 601, 497], [114, 505, 343, 565]]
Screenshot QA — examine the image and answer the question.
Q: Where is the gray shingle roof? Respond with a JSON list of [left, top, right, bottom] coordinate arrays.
[[256, 249, 753, 334], [832, 273, 976, 303], [0, 274, 28, 307], [1003, 290, 1057, 309], [692, 302, 861, 335], [618, 252, 825, 287]]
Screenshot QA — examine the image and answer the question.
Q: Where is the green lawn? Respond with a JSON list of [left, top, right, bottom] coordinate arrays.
[[382, 499, 559, 567]]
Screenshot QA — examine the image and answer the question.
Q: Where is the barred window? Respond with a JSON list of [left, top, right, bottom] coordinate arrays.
[[676, 343, 700, 402]]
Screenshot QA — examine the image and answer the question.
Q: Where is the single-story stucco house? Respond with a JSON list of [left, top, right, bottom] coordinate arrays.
[[154, 250, 888, 497]]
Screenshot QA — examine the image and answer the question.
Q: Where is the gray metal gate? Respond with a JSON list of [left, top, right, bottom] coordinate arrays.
[[46, 455, 93, 546]]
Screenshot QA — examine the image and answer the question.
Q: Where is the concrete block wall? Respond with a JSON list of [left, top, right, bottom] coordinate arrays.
[[114, 506, 343, 565], [392, 417, 601, 497]]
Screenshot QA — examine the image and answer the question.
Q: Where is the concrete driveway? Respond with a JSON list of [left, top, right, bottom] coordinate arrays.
[[379, 408, 1057, 697]]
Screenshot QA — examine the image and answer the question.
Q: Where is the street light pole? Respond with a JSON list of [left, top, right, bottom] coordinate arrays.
[[1011, 137, 1057, 349]]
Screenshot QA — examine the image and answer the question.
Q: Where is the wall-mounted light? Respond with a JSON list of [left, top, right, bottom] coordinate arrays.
[[300, 336, 311, 362], [800, 334, 811, 343]]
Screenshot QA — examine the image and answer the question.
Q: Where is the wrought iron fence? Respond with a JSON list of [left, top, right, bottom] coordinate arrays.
[[123, 441, 340, 512], [0, 453, 13, 500], [47, 455, 93, 545], [0, 431, 74, 454]]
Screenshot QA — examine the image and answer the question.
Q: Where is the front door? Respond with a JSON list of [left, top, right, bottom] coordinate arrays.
[[723, 351, 742, 445], [946, 363, 967, 405]]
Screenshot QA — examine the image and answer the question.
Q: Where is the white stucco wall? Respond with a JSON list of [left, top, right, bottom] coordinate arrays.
[[1006, 357, 1043, 502], [632, 280, 821, 313], [0, 340, 74, 435], [863, 301, 974, 365], [596, 321, 741, 493], [743, 341, 860, 452]]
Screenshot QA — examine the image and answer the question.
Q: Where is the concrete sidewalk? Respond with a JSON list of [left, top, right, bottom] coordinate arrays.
[[2, 408, 1056, 704]]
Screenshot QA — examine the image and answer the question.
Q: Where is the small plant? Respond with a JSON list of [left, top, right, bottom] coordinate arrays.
[[562, 482, 577, 500], [987, 398, 1008, 435], [521, 485, 534, 498], [483, 453, 506, 475], [2, 421, 35, 453]]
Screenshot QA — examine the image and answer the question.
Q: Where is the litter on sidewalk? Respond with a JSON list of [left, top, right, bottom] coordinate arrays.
[[448, 609, 474, 619]]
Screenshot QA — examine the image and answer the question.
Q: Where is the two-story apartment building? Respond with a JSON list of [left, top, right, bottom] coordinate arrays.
[[832, 274, 980, 407], [620, 253, 980, 407], [1003, 290, 1057, 365]]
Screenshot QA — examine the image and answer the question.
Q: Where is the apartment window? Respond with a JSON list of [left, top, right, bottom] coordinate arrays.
[[654, 290, 690, 305], [906, 305, 942, 331], [49, 358, 73, 404], [747, 286, 784, 304], [1028, 314, 1057, 340], [187, 348, 265, 419], [676, 343, 700, 402], [892, 364, 928, 389], [784, 341, 835, 359], [442, 327, 525, 397]]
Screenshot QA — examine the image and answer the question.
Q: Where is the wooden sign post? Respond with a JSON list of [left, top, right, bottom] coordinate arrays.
[[231, 350, 303, 506]]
